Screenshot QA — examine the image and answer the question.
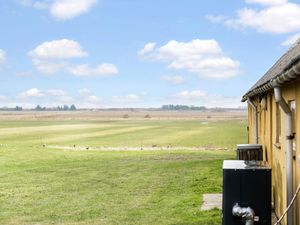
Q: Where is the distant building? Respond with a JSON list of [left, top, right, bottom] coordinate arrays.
[[242, 41, 300, 225]]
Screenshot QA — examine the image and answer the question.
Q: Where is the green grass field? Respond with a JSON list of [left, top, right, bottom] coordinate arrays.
[[0, 119, 247, 225]]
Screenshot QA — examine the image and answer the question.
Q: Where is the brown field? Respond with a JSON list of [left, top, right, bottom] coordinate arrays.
[[0, 110, 247, 120]]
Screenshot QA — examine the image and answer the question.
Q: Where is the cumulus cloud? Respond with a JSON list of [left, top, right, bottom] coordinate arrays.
[[77, 89, 102, 103], [29, 39, 119, 76], [32, 59, 67, 74], [209, 1, 300, 34], [175, 90, 207, 100], [139, 39, 240, 79], [29, 39, 86, 74], [18, 88, 69, 99], [29, 39, 88, 59], [16, 88, 79, 107], [161, 75, 185, 84], [0, 49, 6, 64], [68, 63, 119, 77], [86, 95, 100, 102], [45, 89, 67, 96], [17, 0, 98, 21], [138, 43, 156, 56], [50, 0, 98, 20], [19, 88, 45, 98], [172, 90, 244, 108], [112, 94, 141, 103], [3, 87, 104, 108]]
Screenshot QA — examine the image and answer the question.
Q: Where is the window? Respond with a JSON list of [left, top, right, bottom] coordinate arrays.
[[276, 103, 281, 144]]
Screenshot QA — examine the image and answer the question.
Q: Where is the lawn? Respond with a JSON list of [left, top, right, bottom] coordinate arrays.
[[0, 119, 247, 225]]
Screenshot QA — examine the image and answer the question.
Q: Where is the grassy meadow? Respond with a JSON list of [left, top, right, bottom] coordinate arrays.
[[0, 112, 247, 225]]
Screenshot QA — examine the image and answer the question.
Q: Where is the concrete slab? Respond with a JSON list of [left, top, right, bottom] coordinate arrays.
[[201, 193, 222, 211], [201, 194, 279, 224]]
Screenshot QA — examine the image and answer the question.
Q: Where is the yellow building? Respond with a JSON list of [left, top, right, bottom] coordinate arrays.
[[242, 41, 300, 225]]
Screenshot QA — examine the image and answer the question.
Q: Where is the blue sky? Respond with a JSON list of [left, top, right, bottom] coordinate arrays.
[[0, 0, 300, 108]]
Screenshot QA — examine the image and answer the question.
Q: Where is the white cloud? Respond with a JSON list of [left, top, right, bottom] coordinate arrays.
[[172, 90, 244, 108], [17, 0, 98, 21], [139, 39, 240, 79], [29, 39, 87, 60], [233, 3, 300, 34], [211, 1, 300, 34], [281, 33, 300, 46], [68, 63, 119, 77], [175, 90, 207, 100], [0, 49, 6, 64], [138, 43, 156, 56], [19, 88, 45, 98], [29, 39, 119, 76], [50, 0, 98, 20], [77, 89, 103, 107], [86, 95, 99, 102], [18, 88, 69, 99], [0, 88, 105, 108], [112, 94, 141, 103], [46, 89, 67, 96], [161, 75, 185, 84], [32, 59, 67, 74]]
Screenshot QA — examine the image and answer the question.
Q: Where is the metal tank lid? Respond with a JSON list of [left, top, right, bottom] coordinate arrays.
[[236, 144, 263, 150], [223, 160, 271, 170]]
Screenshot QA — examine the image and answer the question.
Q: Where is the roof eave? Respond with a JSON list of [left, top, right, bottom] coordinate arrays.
[[241, 61, 300, 102]]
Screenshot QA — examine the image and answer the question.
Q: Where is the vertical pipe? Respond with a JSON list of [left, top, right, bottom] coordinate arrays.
[[274, 87, 294, 225], [248, 98, 258, 144]]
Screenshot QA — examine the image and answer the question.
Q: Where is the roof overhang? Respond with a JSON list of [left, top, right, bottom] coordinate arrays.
[[241, 61, 300, 102]]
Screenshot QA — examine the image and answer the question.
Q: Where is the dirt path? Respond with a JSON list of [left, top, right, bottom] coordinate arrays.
[[46, 145, 230, 151]]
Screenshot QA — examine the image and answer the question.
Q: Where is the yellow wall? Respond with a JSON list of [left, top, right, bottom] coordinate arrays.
[[295, 81, 300, 225], [248, 81, 300, 225]]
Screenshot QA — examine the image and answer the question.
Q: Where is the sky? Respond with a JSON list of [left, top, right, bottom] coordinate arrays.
[[0, 0, 300, 108]]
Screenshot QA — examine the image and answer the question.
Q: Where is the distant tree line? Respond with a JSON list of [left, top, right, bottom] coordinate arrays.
[[34, 104, 77, 111], [0, 104, 77, 111], [0, 106, 23, 111], [161, 105, 207, 111]]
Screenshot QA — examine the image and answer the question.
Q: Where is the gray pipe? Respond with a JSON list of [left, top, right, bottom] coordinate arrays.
[[232, 203, 255, 225], [247, 98, 258, 144], [242, 62, 300, 102], [274, 87, 294, 225]]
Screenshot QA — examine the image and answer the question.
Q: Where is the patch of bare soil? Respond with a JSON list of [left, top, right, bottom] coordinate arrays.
[[0, 110, 247, 121]]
